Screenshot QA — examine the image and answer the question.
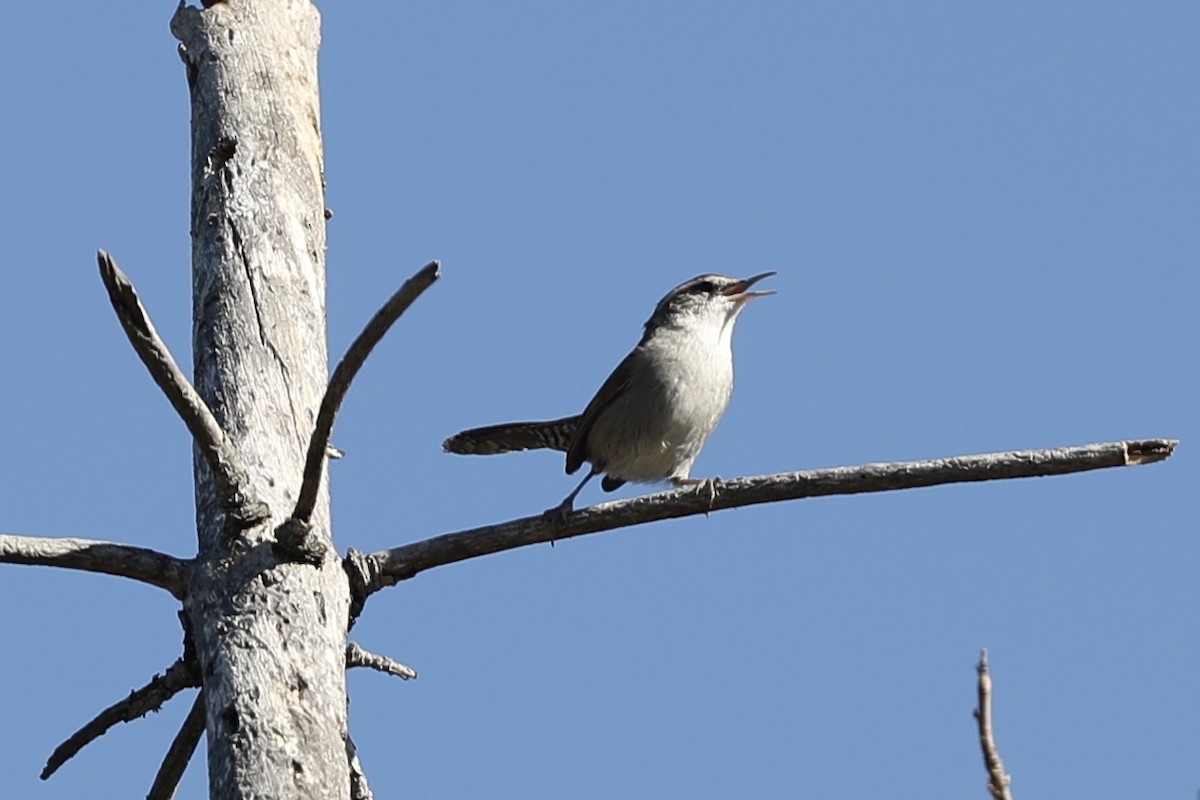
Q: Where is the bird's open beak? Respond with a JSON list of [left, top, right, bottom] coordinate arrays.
[[723, 271, 776, 301]]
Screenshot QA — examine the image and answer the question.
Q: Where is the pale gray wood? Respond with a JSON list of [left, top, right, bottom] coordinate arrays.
[[0, 0, 1181, 795], [171, 2, 351, 798], [98, 250, 263, 523], [346, 735, 374, 800], [362, 438, 1178, 590], [0, 534, 188, 596], [346, 642, 418, 681], [974, 650, 1015, 800]]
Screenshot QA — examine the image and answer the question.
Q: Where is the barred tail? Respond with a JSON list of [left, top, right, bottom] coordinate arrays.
[[442, 415, 580, 455]]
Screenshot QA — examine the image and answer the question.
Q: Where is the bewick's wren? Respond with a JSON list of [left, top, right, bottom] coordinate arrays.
[[443, 272, 774, 511]]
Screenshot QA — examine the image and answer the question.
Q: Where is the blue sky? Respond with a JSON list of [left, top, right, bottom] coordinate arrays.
[[1, 3, 1195, 797]]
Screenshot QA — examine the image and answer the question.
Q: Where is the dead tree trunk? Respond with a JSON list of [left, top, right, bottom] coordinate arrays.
[[172, 2, 349, 797], [0, 2, 1178, 798]]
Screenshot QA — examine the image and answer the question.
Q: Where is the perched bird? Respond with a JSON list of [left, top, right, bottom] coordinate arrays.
[[443, 272, 775, 510]]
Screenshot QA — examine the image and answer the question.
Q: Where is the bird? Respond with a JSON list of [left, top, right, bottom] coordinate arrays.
[[443, 272, 775, 512]]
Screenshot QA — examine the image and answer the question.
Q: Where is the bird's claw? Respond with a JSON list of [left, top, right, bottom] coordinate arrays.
[[674, 476, 722, 514], [542, 499, 575, 546]]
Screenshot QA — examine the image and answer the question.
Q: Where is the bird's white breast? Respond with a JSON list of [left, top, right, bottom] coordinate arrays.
[[589, 308, 738, 484]]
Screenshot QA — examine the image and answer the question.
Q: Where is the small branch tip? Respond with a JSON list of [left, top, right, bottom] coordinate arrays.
[[96, 250, 262, 517], [974, 648, 1013, 800], [42, 658, 199, 779], [292, 260, 442, 524], [346, 642, 418, 680], [1125, 438, 1178, 465]]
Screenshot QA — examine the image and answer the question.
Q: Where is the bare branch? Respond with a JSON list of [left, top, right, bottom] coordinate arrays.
[[974, 649, 1015, 800], [292, 260, 441, 525], [346, 642, 417, 680], [0, 533, 188, 598], [97, 250, 267, 526], [146, 691, 206, 800], [364, 439, 1177, 591], [42, 658, 200, 780]]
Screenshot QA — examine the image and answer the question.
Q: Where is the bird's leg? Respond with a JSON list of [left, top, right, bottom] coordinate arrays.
[[559, 469, 597, 512], [544, 469, 598, 545]]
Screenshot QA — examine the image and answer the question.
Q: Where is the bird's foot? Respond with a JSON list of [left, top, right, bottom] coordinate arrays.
[[542, 497, 575, 547], [674, 476, 723, 514]]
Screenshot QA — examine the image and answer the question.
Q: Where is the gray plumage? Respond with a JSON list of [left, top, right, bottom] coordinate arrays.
[[442, 272, 774, 509]]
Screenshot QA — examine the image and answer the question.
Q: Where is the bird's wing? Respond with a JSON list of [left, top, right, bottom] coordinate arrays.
[[565, 349, 636, 475]]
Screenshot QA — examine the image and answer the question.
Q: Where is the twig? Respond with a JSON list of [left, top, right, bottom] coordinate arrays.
[[346, 642, 417, 680], [146, 691, 206, 800], [347, 734, 374, 800], [41, 658, 200, 780], [97, 250, 266, 526], [291, 260, 441, 525], [0, 533, 188, 598], [974, 649, 1014, 800], [364, 439, 1176, 592]]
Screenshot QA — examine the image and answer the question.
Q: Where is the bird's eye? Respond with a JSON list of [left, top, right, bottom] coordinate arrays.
[[692, 279, 717, 294]]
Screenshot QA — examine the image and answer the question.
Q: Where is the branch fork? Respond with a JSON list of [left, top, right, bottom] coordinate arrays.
[[4, 254, 443, 793], [0, 249, 1179, 797]]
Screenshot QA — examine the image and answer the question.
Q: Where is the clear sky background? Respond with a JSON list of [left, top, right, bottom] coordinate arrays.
[[0, 3, 1195, 798]]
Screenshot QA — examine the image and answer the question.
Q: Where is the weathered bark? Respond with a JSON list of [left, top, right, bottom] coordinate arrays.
[[171, 2, 350, 798]]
